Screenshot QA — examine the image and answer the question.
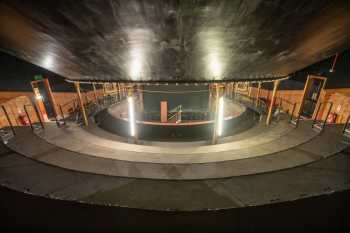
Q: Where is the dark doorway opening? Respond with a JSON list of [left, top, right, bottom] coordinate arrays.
[[301, 78, 326, 118], [37, 81, 55, 119]]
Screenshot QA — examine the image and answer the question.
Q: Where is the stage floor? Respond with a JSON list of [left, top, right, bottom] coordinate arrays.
[[4, 117, 350, 179], [1, 142, 350, 211]]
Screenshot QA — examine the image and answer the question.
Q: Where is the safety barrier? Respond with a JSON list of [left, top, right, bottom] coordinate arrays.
[[231, 92, 268, 115], [312, 101, 333, 132], [23, 104, 44, 131], [272, 97, 301, 127], [289, 102, 302, 128], [168, 105, 182, 122], [0, 105, 16, 137], [342, 114, 350, 137]]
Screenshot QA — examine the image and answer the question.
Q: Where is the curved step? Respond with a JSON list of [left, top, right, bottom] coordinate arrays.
[[4, 123, 349, 179], [31, 118, 306, 164], [1, 141, 349, 211]]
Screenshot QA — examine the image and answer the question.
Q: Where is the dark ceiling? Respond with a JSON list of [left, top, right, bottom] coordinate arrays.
[[1, 0, 350, 83]]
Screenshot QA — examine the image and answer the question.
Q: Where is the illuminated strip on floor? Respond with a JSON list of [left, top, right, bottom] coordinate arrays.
[[217, 96, 224, 136], [127, 96, 136, 137]]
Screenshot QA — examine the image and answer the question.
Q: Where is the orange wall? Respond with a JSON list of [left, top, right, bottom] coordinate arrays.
[[0, 89, 103, 128], [2, 85, 350, 128], [239, 86, 350, 123]]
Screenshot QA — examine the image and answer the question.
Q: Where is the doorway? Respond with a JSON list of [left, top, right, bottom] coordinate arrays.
[[31, 77, 57, 121], [37, 81, 55, 118], [299, 75, 327, 119]]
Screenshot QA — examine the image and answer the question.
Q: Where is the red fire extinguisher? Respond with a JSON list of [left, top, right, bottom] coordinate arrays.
[[327, 113, 337, 123], [18, 112, 29, 125]]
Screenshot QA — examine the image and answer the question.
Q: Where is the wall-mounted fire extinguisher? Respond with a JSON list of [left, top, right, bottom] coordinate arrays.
[[18, 111, 29, 125], [327, 112, 337, 123]]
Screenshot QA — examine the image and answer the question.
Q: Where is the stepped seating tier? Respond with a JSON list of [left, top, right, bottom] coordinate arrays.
[[1, 142, 349, 211], [4, 116, 350, 179]]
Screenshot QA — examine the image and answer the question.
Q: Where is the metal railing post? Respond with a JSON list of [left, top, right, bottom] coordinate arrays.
[[312, 102, 322, 127], [24, 105, 34, 131], [59, 105, 66, 125], [290, 103, 296, 122], [322, 102, 333, 130], [1, 105, 15, 135], [33, 104, 44, 129], [296, 111, 301, 127], [342, 114, 350, 134]]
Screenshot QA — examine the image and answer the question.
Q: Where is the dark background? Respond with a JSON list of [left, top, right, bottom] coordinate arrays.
[[262, 49, 350, 90], [1, 185, 349, 233], [143, 84, 209, 112], [0, 51, 74, 92]]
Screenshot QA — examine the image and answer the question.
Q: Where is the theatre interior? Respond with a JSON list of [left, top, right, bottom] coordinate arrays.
[[1, 1, 350, 232]]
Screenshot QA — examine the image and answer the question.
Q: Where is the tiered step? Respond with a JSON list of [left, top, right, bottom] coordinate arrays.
[[0, 141, 349, 211], [3, 119, 349, 179]]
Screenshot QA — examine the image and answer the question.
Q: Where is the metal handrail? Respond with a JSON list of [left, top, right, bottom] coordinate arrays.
[[168, 105, 182, 113], [1, 105, 15, 135], [168, 105, 182, 121], [56, 92, 120, 126], [289, 102, 302, 127], [312, 101, 333, 130], [342, 114, 350, 134], [233, 92, 268, 114], [60, 98, 78, 108], [275, 97, 295, 110], [54, 104, 67, 127], [59, 105, 66, 125], [23, 104, 44, 131]]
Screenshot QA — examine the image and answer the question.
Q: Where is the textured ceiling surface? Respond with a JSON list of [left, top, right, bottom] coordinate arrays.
[[1, 0, 350, 82]]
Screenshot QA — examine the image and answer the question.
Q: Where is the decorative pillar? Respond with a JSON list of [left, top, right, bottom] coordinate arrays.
[[208, 84, 213, 112], [248, 83, 252, 97], [233, 82, 237, 97], [227, 83, 230, 98], [74, 82, 88, 126], [121, 84, 125, 98], [92, 82, 98, 103], [116, 83, 121, 101], [139, 84, 144, 114], [256, 82, 262, 107], [266, 80, 280, 125], [160, 101, 168, 123]]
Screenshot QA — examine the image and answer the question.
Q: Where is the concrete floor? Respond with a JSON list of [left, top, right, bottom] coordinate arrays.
[[31, 119, 311, 161], [4, 117, 349, 179], [1, 112, 350, 210], [1, 142, 350, 211]]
